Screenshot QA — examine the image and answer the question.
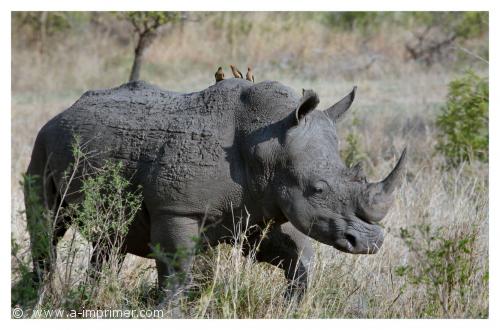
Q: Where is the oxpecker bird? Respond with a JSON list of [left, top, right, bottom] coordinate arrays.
[[246, 67, 254, 82], [215, 66, 224, 83], [230, 64, 243, 78]]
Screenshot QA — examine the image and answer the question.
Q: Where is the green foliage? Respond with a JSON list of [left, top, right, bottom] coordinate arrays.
[[435, 71, 488, 166], [11, 235, 39, 307], [12, 12, 92, 40], [22, 174, 52, 257], [342, 132, 364, 168], [406, 12, 488, 40], [119, 11, 181, 33], [61, 143, 143, 309], [395, 224, 486, 317], [341, 118, 369, 168], [320, 12, 387, 31], [318, 12, 488, 36], [68, 160, 142, 247], [13, 12, 67, 34], [454, 12, 488, 39]]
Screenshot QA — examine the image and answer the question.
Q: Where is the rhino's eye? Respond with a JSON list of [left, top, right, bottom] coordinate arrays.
[[313, 181, 328, 195]]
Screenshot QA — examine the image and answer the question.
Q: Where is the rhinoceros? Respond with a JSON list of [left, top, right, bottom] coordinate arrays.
[[25, 79, 406, 294]]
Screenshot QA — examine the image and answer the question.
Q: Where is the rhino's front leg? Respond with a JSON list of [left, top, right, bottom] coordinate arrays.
[[254, 222, 315, 298], [150, 216, 199, 291]]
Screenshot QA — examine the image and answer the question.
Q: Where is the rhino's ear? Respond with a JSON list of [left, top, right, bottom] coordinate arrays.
[[295, 89, 320, 124], [324, 86, 357, 122]]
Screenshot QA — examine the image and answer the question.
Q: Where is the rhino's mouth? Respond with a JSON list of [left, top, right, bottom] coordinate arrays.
[[289, 213, 384, 254], [332, 221, 384, 254], [333, 237, 355, 253], [278, 197, 384, 254]]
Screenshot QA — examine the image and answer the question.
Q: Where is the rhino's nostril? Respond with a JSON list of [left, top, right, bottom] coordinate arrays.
[[345, 233, 357, 248]]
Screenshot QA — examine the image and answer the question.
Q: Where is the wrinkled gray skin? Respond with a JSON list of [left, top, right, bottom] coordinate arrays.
[[26, 79, 406, 295]]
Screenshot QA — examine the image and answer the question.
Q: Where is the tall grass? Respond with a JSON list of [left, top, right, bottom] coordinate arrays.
[[12, 154, 488, 318]]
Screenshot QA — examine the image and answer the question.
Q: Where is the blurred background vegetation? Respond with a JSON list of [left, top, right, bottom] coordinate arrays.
[[11, 12, 488, 91]]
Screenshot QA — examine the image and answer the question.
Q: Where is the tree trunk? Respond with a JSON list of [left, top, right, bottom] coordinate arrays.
[[129, 31, 156, 82], [129, 46, 144, 81]]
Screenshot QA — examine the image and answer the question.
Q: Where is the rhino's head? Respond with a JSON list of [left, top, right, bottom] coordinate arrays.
[[272, 87, 406, 254]]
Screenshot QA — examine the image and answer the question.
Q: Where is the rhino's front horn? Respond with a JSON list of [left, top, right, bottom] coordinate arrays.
[[380, 147, 407, 194], [356, 148, 407, 223]]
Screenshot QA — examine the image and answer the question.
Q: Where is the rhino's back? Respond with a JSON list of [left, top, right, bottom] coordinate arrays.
[[40, 80, 248, 208]]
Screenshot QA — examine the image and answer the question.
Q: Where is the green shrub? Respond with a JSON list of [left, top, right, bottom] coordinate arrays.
[[395, 224, 487, 317], [340, 118, 370, 169], [13, 140, 144, 315], [341, 132, 364, 168], [61, 159, 143, 307], [69, 160, 142, 247], [435, 71, 488, 166], [11, 234, 40, 307]]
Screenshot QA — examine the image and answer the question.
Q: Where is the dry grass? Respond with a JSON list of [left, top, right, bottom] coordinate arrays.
[[11, 12, 488, 318]]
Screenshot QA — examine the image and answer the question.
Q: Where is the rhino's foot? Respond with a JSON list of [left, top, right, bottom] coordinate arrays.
[[284, 279, 308, 301], [155, 283, 190, 318]]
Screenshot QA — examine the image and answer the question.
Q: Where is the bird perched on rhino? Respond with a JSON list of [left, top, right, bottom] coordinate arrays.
[[230, 64, 243, 78], [215, 66, 224, 83], [246, 67, 254, 82]]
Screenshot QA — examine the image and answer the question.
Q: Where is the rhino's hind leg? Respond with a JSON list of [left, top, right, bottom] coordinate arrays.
[[252, 222, 315, 299], [24, 173, 70, 286], [150, 216, 200, 293]]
